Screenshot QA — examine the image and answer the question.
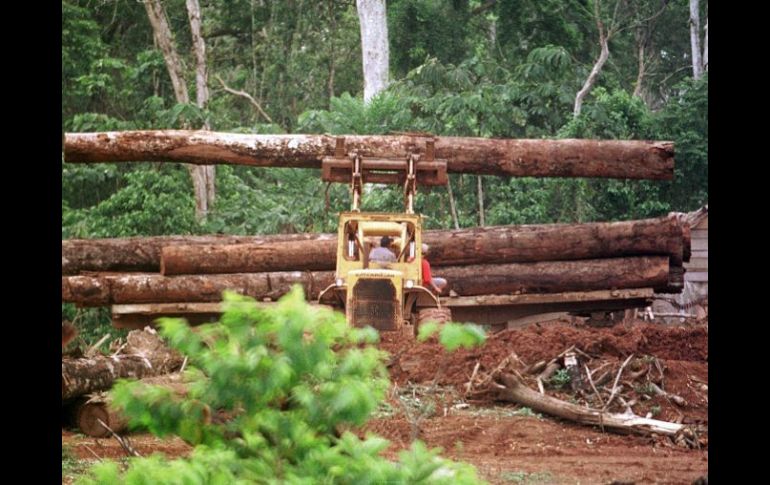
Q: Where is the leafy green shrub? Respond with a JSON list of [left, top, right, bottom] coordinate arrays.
[[78, 287, 485, 484], [547, 369, 571, 390], [417, 321, 487, 351]]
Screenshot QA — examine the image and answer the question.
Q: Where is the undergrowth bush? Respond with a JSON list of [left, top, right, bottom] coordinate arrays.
[[78, 286, 485, 484]]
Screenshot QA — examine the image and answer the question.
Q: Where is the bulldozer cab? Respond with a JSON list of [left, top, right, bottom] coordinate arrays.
[[317, 137, 446, 332], [319, 211, 440, 331]]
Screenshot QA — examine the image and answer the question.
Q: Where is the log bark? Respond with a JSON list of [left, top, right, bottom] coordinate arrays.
[[438, 256, 671, 295], [161, 216, 686, 275], [63, 271, 336, 307], [65, 216, 688, 275], [161, 239, 337, 274], [497, 372, 684, 437], [75, 373, 190, 437], [62, 233, 329, 275], [64, 131, 675, 180], [61, 328, 183, 400], [76, 400, 129, 438], [63, 256, 670, 307]]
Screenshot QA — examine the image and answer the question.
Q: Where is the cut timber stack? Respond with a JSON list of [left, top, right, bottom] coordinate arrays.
[[62, 256, 675, 307], [63, 215, 689, 275], [62, 327, 183, 400], [61, 130, 683, 319]]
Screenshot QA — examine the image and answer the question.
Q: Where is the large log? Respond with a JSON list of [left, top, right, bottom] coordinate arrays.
[[62, 256, 672, 307], [159, 216, 689, 275], [62, 233, 330, 275], [64, 216, 689, 275], [62, 271, 336, 307], [438, 257, 670, 295], [75, 373, 191, 437], [61, 328, 183, 400], [64, 130, 674, 180]]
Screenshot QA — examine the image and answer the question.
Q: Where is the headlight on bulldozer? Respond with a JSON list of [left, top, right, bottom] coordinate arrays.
[[405, 279, 414, 289], [336, 278, 344, 286]]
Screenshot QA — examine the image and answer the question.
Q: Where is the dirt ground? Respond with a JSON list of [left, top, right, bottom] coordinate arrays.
[[63, 318, 708, 484]]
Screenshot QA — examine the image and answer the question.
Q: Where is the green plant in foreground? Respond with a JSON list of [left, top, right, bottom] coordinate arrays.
[[548, 369, 571, 390], [78, 286, 485, 484]]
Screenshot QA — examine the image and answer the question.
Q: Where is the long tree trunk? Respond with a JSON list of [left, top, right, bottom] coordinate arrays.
[[62, 328, 183, 400], [689, 0, 702, 80], [702, 17, 708, 73], [62, 256, 672, 307], [185, 0, 216, 212], [62, 233, 331, 275], [144, 0, 210, 220], [477, 176, 485, 226], [143, 0, 189, 104], [65, 131, 675, 180], [632, 28, 647, 99], [446, 175, 460, 229], [159, 215, 688, 275], [64, 215, 689, 275], [356, 0, 389, 103], [574, 21, 609, 117]]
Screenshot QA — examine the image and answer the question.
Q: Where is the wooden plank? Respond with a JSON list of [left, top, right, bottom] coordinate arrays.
[[506, 312, 570, 329], [436, 288, 655, 308], [691, 239, 708, 251], [691, 229, 708, 239], [692, 249, 708, 259], [695, 217, 707, 229], [685, 272, 709, 282]]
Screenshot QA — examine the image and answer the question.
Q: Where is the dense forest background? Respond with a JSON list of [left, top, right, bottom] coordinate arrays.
[[62, 0, 707, 239]]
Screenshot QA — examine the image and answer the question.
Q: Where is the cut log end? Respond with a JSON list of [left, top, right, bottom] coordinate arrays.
[[76, 402, 128, 438]]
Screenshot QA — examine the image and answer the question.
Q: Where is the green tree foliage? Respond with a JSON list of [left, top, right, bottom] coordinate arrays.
[[388, 0, 471, 77], [78, 288, 484, 484], [62, 0, 707, 238]]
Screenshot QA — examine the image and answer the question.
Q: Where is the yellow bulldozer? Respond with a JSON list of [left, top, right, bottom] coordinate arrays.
[[318, 136, 451, 335]]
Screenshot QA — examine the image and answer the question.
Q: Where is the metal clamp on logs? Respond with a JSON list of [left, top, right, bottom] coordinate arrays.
[[321, 136, 448, 211]]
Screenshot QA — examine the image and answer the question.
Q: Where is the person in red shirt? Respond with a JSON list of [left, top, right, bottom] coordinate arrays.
[[421, 243, 447, 294]]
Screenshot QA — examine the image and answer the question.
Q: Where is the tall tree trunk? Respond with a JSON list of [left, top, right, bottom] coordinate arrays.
[[356, 0, 389, 103], [702, 17, 708, 73], [447, 176, 460, 230], [632, 29, 646, 98], [689, 0, 702, 80], [574, 1, 610, 117], [144, 0, 210, 220], [143, 0, 189, 103], [477, 176, 485, 226], [186, 0, 216, 214], [327, 0, 337, 105]]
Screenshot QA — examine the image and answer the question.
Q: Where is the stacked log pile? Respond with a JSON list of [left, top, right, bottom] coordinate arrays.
[[62, 215, 690, 307], [62, 327, 186, 437]]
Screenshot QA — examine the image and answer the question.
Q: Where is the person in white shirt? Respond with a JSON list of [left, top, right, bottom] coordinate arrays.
[[370, 236, 397, 262]]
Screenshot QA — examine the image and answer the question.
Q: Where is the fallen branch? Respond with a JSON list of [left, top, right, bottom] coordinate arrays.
[[497, 372, 686, 437], [97, 418, 141, 457], [604, 354, 634, 411], [465, 361, 481, 395], [649, 382, 687, 407], [585, 364, 605, 407]]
